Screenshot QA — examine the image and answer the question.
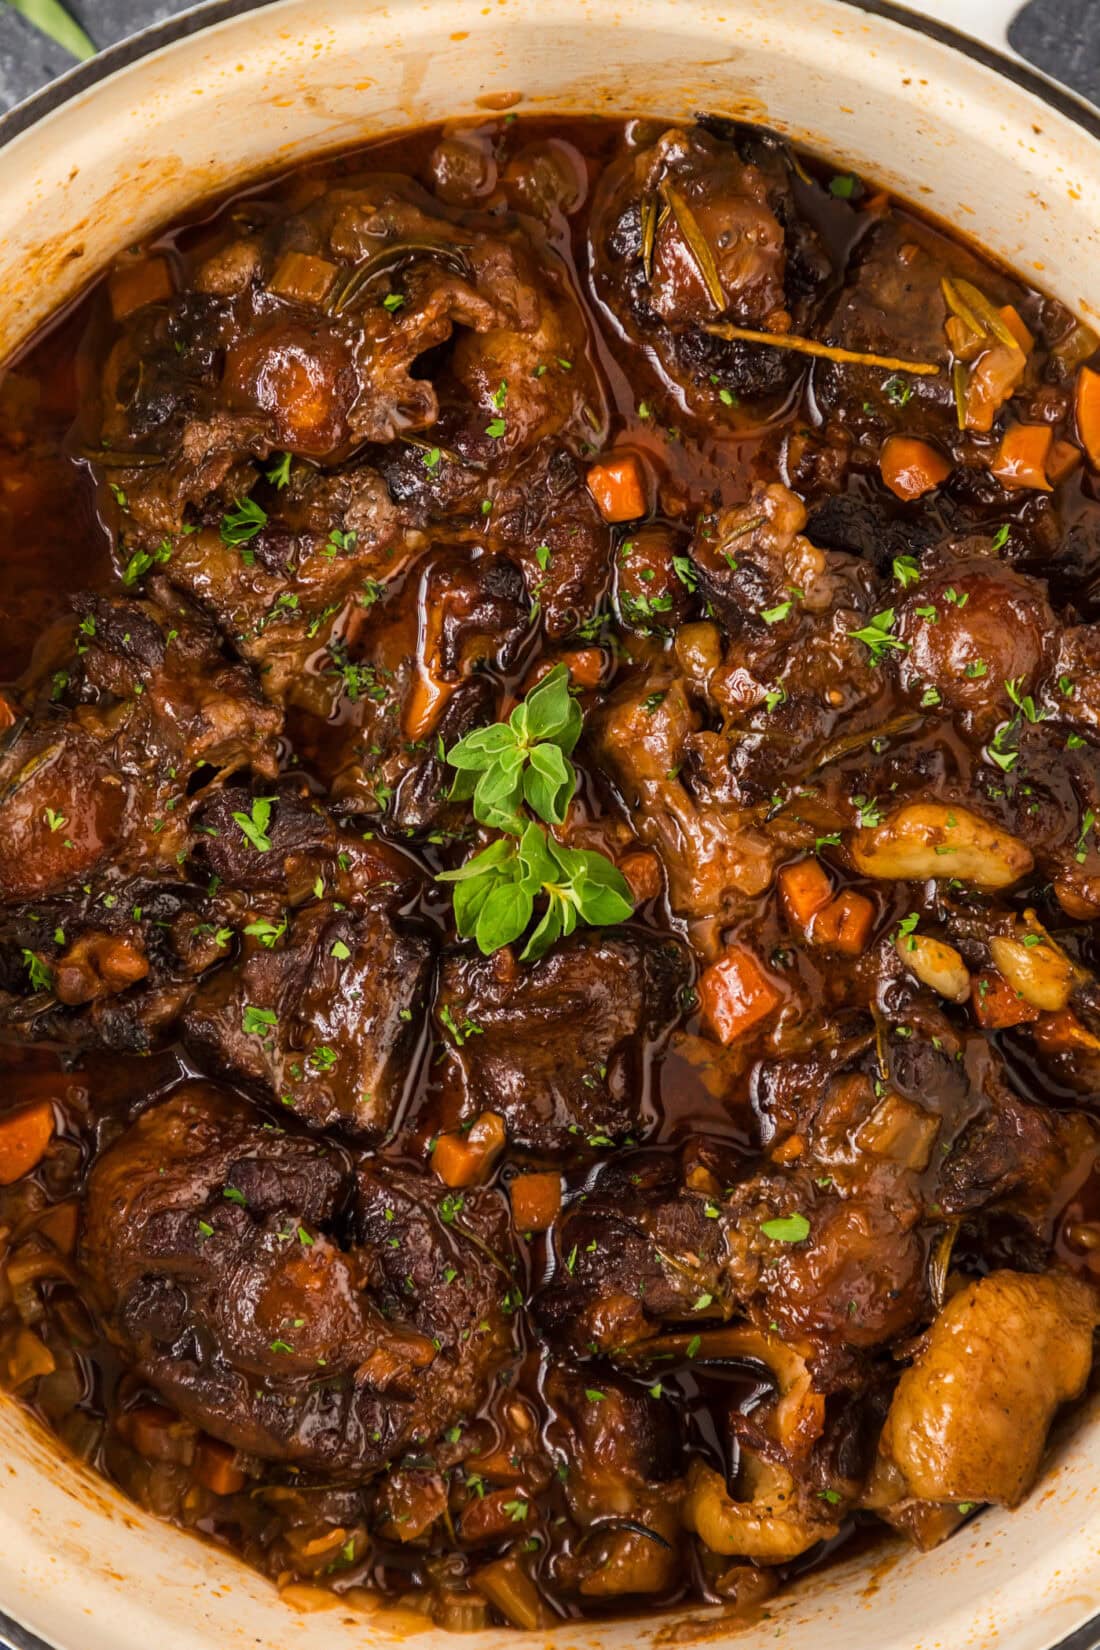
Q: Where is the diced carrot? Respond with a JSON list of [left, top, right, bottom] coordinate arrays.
[[945, 314, 983, 362], [879, 436, 952, 501], [1033, 1009, 1100, 1055], [771, 1133, 804, 1165], [522, 651, 604, 694], [619, 850, 663, 904], [108, 256, 174, 321], [971, 968, 1039, 1030], [402, 600, 459, 743], [778, 858, 833, 930], [1047, 439, 1082, 485], [465, 1443, 525, 1481], [460, 1486, 531, 1543], [118, 1403, 194, 1464], [560, 648, 605, 691], [586, 453, 648, 523], [473, 1557, 546, 1632], [432, 1112, 507, 1188], [295, 1526, 351, 1560], [990, 421, 1053, 491], [964, 344, 1026, 432], [0, 693, 15, 736], [1075, 364, 1100, 469], [999, 304, 1034, 355], [0, 1101, 54, 1187], [268, 250, 338, 306], [403, 663, 458, 743], [811, 890, 875, 956], [509, 1171, 562, 1233], [698, 946, 781, 1046], [193, 1435, 248, 1496]]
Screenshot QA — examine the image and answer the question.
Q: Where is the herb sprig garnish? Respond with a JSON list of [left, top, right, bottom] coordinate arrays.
[[438, 665, 632, 960], [446, 663, 582, 834]]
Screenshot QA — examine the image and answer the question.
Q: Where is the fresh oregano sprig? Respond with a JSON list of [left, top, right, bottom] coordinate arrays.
[[446, 663, 582, 833], [438, 665, 632, 960], [438, 821, 632, 961]]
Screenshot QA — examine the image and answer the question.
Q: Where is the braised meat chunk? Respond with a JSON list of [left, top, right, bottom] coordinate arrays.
[[183, 891, 433, 1137], [433, 932, 690, 1151], [0, 875, 235, 1051], [0, 591, 280, 899], [82, 1086, 515, 1472], [593, 122, 837, 411], [2, 113, 1100, 1635]]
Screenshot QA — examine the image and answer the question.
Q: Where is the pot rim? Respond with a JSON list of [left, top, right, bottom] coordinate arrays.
[[0, 0, 1097, 149], [0, 3, 1098, 1649]]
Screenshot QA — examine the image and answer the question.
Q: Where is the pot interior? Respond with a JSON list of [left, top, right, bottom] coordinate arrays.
[[1, 2, 1100, 1647]]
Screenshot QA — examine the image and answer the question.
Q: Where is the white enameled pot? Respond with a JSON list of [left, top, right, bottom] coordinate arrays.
[[1, 3, 1100, 1646]]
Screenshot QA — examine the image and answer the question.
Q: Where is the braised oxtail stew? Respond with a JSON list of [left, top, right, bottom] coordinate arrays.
[[3, 115, 1100, 1631]]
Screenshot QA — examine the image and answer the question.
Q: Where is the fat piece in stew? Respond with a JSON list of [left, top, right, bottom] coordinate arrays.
[[2, 115, 1100, 1631]]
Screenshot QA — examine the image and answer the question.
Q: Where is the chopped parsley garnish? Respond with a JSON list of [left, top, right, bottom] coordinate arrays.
[[439, 1004, 483, 1046], [760, 1213, 811, 1243], [324, 527, 358, 559], [22, 950, 52, 991], [851, 794, 883, 828], [233, 796, 276, 854], [849, 608, 906, 663], [243, 915, 287, 949], [1005, 676, 1045, 723], [220, 496, 267, 548], [242, 1004, 277, 1036], [266, 452, 293, 489], [122, 538, 172, 586], [672, 554, 698, 592]]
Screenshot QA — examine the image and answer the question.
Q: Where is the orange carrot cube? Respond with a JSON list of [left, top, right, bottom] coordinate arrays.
[[587, 453, 648, 522], [699, 945, 781, 1045], [880, 436, 952, 501], [811, 890, 875, 955], [991, 422, 1053, 491], [778, 858, 833, 930], [971, 969, 1039, 1030]]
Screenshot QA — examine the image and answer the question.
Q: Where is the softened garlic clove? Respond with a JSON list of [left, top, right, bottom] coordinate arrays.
[[989, 934, 1077, 1012], [895, 931, 970, 1003], [850, 803, 1033, 891]]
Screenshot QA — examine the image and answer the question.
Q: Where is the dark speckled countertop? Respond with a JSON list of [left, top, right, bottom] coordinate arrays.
[[0, 0, 1096, 112]]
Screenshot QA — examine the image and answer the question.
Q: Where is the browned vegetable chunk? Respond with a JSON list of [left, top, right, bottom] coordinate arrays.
[[870, 1271, 1099, 1514]]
